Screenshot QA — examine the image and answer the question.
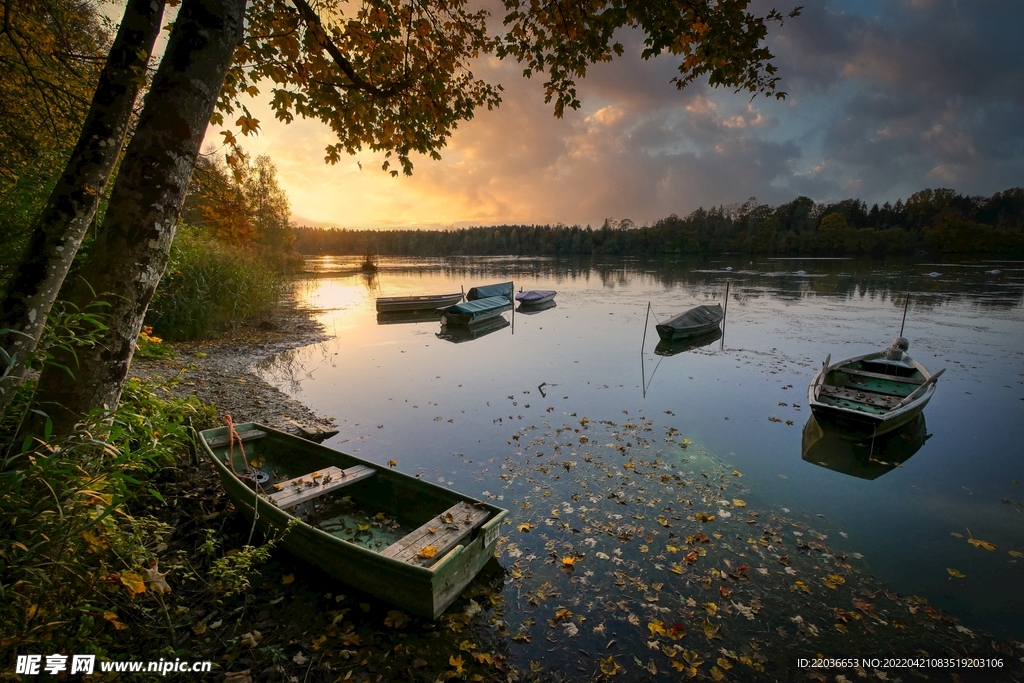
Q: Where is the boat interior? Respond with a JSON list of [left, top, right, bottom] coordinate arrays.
[[207, 430, 493, 566], [817, 356, 927, 415]]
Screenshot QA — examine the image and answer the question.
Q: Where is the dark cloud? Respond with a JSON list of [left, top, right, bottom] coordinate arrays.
[[239, 0, 1024, 228]]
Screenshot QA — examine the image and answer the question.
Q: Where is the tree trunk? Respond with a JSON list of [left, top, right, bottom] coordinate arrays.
[[0, 0, 166, 418], [28, 0, 246, 436]]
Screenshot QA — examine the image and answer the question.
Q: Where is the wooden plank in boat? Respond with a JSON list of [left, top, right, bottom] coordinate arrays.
[[380, 502, 490, 566], [836, 367, 925, 384], [820, 385, 901, 410], [206, 429, 267, 447], [269, 465, 375, 508]]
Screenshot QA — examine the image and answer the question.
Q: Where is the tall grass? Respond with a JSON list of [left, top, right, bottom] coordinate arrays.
[[146, 227, 291, 341]]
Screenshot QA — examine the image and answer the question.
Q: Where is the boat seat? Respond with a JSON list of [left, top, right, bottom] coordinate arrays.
[[835, 367, 924, 384], [380, 502, 490, 567], [268, 465, 375, 508]]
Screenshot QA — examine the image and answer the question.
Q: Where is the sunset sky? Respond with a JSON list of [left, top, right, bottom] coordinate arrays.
[[223, 0, 1024, 231]]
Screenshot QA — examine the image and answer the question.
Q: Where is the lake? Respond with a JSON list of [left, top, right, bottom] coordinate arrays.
[[254, 254, 1024, 648]]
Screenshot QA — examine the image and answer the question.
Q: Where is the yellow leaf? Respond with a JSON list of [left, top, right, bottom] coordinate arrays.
[[710, 665, 725, 681], [732, 470, 742, 477], [561, 556, 575, 566], [119, 571, 146, 597], [449, 655, 464, 673], [282, 574, 295, 585], [648, 620, 668, 637], [472, 652, 494, 665], [1009, 550, 1023, 558], [103, 611, 128, 631], [418, 546, 438, 559], [947, 568, 966, 578], [716, 658, 733, 670], [518, 522, 532, 532], [657, 516, 671, 527], [599, 656, 621, 676], [357, 523, 370, 532], [732, 499, 746, 507], [459, 639, 476, 652], [823, 573, 846, 589], [669, 563, 684, 575], [387, 460, 397, 467], [794, 580, 810, 593], [967, 537, 996, 551], [703, 602, 718, 615]]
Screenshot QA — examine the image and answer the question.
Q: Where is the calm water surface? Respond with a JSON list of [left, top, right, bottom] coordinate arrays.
[[255, 255, 1024, 638]]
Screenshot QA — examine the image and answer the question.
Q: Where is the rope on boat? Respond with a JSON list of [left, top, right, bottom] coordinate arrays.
[[224, 414, 261, 545]]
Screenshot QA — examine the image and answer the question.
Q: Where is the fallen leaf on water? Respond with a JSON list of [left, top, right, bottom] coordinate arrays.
[[561, 556, 575, 566], [732, 499, 746, 507], [950, 532, 964, 538], [1009, 550, 1024, 558], [387, 460, 397, 467], [823, 574, 846, 589], [967, 537, 996, 551], [947, 568, 966, 578], [449, 655, 465, 674], [599, 655, 621, 676], [518, 522, 532, 532]]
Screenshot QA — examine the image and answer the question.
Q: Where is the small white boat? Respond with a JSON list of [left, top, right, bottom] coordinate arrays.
[[376, 292, 463, 313], [515, 290, 557, 306]]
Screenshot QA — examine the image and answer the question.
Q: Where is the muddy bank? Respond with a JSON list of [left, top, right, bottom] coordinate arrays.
[[131, 297, 335, 437]]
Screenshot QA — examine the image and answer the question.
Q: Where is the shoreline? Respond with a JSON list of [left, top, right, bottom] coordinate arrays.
[[131, 289, 335, 437]]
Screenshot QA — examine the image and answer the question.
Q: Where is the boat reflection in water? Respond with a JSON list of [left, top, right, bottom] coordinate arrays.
[[436, 316, 510, 343], [801, 414, 930, 480], [653, 327, 722, 356], [376, 310, 441, 325], [515, 300, 557, 315]]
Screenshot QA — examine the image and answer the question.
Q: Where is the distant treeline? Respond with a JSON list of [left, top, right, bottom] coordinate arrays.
[[294, 187, 1024, 256]]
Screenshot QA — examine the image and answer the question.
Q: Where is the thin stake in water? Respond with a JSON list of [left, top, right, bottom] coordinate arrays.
[[899, 294, 910, 337]]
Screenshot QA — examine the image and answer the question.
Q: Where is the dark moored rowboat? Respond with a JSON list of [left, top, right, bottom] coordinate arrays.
[[200, 423, 507, 619], [436, 295, 511, 326], [376, 292, 464, 313], [466, 282, 513, 301], [655, 304, 724, 342], [808, 338, 944, 438], [515, 290, 557, 305]]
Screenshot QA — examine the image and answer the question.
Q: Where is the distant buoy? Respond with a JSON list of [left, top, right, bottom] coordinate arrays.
[[725, 267, 732, 271], [987, 269, 1002, 275], [928, 272, 940, 277], [796, 270, 806, 275]]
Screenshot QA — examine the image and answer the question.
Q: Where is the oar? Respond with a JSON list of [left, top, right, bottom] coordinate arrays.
[[890, 368, 946, 411], [823, 354, 831, 370]]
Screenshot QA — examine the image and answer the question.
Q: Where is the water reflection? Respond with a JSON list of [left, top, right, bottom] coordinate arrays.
[[376, 310, 441, 325], [801, 414, 931, 480], [436, 316, 510, 343], [653, 327, 723, 356], [515, 300, 557, 315]]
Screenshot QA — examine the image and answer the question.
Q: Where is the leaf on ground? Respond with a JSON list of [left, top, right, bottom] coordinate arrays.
[[418, 545, 438, 559], [119, 571, 146, 597], [281, 574, 295, 584], [141, 562, 171, 594]]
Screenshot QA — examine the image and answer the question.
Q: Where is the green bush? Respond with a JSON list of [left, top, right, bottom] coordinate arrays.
[[146, 227, 289, 341], [0, 379, 218, 657]]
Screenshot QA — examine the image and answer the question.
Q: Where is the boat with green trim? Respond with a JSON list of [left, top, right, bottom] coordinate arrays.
[[199, 423, 507, 619], [436, 295, 512, 326], [808, 338, 944, 438]]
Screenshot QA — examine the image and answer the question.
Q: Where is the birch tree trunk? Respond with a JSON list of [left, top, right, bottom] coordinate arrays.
[[0, 0, 166, 418], [27, 0, 246, 436]]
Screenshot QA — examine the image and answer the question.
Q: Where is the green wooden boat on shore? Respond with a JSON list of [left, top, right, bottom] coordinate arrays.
[[200, 423, 507, 618]]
